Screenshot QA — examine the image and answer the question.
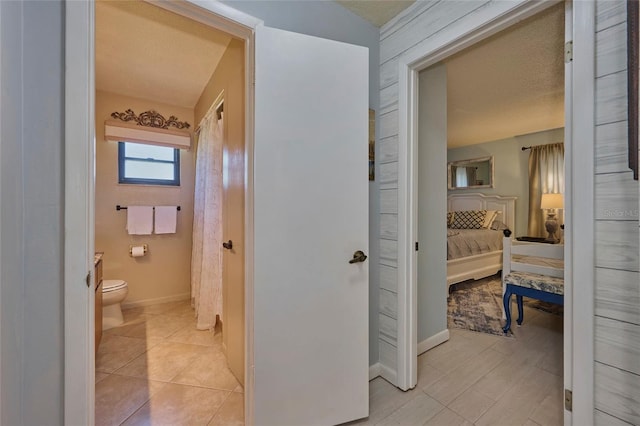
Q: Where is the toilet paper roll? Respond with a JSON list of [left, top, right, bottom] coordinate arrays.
[[131, 245, 146, 257]]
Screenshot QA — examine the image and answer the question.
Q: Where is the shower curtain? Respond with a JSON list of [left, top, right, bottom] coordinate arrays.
[[191, 110, 224, 330]]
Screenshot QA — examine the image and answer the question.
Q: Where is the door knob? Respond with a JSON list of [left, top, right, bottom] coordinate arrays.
[[222, 240, 233, 250], [349, 250, 367, 264]]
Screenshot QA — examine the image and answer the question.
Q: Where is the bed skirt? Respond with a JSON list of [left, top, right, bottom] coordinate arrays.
[[447, 250, 502, 287]]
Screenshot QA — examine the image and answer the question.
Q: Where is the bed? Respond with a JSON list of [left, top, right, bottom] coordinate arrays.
[[447, 193, 517, 287]]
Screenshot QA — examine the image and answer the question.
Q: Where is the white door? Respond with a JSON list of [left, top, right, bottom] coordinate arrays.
[[254, 26, 369, 425]]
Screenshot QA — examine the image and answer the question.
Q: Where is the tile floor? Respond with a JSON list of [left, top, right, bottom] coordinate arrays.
[[96, 299, 561, 426], [95, 300, 244, 426], [349, 303, 564, 426]]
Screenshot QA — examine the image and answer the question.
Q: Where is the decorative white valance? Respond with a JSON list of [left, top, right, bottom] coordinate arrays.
[[104, 120, 192, 150]]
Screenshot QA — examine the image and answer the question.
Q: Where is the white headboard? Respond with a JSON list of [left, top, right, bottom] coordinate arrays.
[[448, 193, 517, 232]]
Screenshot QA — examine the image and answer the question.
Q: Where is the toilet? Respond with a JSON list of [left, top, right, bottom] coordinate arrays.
[[102, 279, 128, 330]]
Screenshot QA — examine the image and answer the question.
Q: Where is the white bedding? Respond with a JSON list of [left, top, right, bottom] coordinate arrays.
[[447, 228, 503, 260]]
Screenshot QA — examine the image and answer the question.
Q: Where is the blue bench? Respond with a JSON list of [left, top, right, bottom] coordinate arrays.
[[501, 235, 564, 333]]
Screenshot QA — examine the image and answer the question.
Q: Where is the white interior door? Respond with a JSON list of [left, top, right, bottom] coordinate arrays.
[[254, 25, 369, 425]]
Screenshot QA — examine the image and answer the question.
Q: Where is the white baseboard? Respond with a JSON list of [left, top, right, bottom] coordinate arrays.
[[379, 363, 397, 385], [122, 292, 190, 309], [417, 329, 450, 355], [370, 364, 399, 388], [369, 363, 382, 380]]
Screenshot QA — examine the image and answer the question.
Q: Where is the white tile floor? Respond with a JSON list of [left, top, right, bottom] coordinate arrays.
[[349, 303, 563, 426], [95, 300, 243, 426]]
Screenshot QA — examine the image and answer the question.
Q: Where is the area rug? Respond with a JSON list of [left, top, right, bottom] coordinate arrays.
[[447, 275, 506, 336], [447, 273, 564, 337]]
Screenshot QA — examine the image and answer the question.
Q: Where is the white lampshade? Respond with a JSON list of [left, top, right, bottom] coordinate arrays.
[[541, 193, 564, 209]]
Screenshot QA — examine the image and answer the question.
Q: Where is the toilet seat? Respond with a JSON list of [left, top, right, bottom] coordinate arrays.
[[103, 279, 127, 293]]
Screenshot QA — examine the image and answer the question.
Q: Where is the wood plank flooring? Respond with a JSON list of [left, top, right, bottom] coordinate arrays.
[[348, 305, 563, 426]]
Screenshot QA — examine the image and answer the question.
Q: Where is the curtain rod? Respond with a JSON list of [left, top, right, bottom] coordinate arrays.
[[522, 141, 564, 151], [195, 101, 224, 134], [116, 205, 181, 211]]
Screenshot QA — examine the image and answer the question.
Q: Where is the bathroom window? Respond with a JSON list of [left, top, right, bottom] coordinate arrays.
[[118, 142, 180, 186]]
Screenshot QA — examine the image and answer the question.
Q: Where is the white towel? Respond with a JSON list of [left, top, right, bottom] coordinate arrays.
[[154, 206, 177, 234], [126, 206, 153, 235]]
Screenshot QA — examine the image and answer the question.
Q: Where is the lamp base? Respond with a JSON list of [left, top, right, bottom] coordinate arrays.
[[545, 213, 559, 243]]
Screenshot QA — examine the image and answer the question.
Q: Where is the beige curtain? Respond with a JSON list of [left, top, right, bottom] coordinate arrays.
[[527, 143, 564, 237], [466, 167, 477, 186], [191, 110, 224, 330], [453, 166, 476, 187]]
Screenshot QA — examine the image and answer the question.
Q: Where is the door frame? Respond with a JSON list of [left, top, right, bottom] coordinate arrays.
[[64, 2, 261, 424], [395, 1, 595, 424]]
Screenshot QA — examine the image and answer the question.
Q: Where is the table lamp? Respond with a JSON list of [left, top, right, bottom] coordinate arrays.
[[541, 193, 563, 243]]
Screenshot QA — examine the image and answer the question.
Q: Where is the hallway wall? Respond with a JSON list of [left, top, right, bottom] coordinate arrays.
[[0, 1, 65, 424]]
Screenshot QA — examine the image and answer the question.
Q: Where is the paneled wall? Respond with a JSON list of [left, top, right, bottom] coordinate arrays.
[[594, 2, 640, 424]]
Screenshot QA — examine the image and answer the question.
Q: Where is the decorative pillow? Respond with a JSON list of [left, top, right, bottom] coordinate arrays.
[[490, 220, 509, 231], [483, 210, 499, 228], [451, 210, 487, 229], [447, 211, 455, 228], [447, 229, 460, 237]]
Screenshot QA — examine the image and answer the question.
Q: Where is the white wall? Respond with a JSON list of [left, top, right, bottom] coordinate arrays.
[[447, 128, 564, 237], [221, 0, 382, 367], [0, 1, 65, 424], [417, 64, 448, 342]]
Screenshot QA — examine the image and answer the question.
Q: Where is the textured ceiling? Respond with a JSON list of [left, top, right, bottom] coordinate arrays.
[[337, 1, 564, 148], [96, 0, 232, 108], [445, 3, 565, 147], [335, 0, 415, 27]]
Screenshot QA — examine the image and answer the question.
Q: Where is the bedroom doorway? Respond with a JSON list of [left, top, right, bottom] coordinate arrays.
[[395, 0, 596, 423], [417, 4, 564, 345]]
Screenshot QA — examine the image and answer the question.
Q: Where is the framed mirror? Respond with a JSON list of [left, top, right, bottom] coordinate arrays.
[[447, 156, 494, 190]]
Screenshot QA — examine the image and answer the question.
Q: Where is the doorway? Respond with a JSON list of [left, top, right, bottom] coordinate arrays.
[[64, 1, 257, 424], [394, 0, 595, 422], [93, 2, 245, 424]]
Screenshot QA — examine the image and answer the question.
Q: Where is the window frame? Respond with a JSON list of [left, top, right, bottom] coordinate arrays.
[[117, 141, 181, 186]]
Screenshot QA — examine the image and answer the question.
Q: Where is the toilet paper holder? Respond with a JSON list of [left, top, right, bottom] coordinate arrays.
[[129, 244, 148, 257]]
